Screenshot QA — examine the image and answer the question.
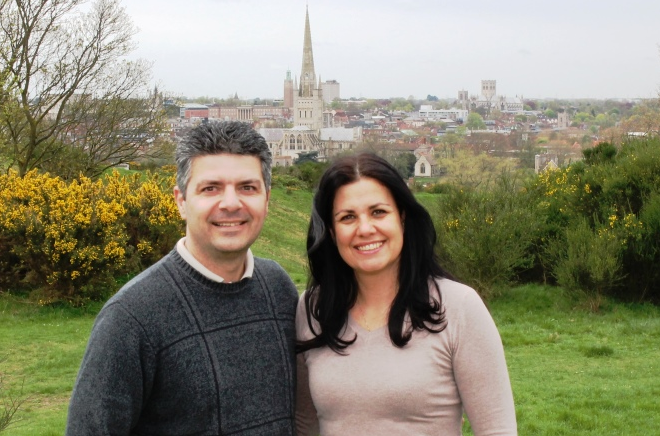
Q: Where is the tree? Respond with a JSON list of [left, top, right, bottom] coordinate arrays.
[[0, 0, 166, 178], [389, 152, 416, 179], [466, 112, 486, 130]]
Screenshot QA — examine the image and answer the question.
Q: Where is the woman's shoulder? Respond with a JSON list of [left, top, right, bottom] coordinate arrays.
[[295, 290, 319, 341], [433, 277, 488, 314]]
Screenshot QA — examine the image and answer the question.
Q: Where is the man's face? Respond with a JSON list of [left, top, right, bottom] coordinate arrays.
[[174, 153, 269, 267]]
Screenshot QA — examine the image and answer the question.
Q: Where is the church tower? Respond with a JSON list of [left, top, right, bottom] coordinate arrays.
[[293, 6, 324, 131]]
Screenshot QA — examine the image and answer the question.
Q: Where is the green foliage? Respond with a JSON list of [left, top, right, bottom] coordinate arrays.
[[0, 356, 25, 434], [465, 112, 486, 130], [546, 218, 622, 310], [271, 161, 329, 191], [435, 172, 541, 298], [0, 170, 183, 304], [524, 138, 660, 302], [387, 152, 416, 179]]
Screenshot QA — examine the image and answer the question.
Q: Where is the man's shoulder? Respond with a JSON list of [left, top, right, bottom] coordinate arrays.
[[253, 257, 291, 280], [252, 257, 298, 298], [104, 252, 179, 308]]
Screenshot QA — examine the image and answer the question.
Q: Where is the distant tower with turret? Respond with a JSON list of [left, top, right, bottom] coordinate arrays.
[[481, 80, 496, 100], [293, 6, 324, 131], [283, 69, 294, 109], [458, 89, 469, 111]]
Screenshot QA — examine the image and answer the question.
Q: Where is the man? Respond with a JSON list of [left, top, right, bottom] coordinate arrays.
[[66, 121, 298, 435]]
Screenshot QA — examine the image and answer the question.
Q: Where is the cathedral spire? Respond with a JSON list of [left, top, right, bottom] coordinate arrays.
[[299, 5, 316, 97]]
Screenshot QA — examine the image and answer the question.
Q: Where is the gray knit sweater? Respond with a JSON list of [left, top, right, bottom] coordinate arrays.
[[66, 249, 298, 435]]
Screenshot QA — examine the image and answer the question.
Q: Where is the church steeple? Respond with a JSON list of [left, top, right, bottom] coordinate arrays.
[[293, 5, 323, 132], [299, 6, 316, 97]]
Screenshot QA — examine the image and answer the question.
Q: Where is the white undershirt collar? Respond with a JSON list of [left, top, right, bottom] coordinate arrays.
[[176, 237, 254, 283]]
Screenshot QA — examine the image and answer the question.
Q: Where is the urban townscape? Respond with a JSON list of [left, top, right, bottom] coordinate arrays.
[[1, 1, 660, 435]]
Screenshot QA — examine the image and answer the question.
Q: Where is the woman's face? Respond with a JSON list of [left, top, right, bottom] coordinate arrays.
[[331, 177, 404, 280]]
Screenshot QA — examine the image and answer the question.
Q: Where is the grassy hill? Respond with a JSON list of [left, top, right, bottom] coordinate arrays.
[[251, 188, 313, 289], [1, 187, 659, 435]]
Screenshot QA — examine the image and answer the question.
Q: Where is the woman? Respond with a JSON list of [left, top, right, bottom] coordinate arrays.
[[296, 153, 516, 436]]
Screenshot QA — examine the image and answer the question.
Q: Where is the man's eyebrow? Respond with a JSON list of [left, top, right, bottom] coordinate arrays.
[[237, 179, 263, 186]]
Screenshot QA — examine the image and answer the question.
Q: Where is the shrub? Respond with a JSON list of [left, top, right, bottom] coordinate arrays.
[[435, 172, 541, 298], [546, 218, 623, 311], [0, 170, 183, 304], [525, 138, 660, 302]]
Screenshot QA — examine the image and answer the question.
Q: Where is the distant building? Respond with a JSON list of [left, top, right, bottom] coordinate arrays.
[[321, 80, 340, 104], [292, 6, 324, 132], [481, 80, 496, 101], [465, 80, 524, 113], [414, 154, 443, 177], [418, 105, 468, 123], [458, 90, 469, 111], [557, 111, 571, 129], [535, 153, 559, 173], [283, 70, 294, 109], [180, 103, 209, 119]]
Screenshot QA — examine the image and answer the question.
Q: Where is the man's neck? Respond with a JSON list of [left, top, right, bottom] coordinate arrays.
[[177, 238, 248, 283]]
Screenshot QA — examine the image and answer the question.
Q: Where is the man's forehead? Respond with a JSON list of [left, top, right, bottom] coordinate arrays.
[[189, 154, 264, 182]]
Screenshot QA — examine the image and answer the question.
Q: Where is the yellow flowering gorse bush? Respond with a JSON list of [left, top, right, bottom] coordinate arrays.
[[0, 169, 183, 303]]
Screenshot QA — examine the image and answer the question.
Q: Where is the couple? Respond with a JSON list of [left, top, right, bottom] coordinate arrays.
[[66, 121, 516, 435]]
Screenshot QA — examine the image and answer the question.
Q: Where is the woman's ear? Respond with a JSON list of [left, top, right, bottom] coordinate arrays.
[[329, 228, 336, 243]]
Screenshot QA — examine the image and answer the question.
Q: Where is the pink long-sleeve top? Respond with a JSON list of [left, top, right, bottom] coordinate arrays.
[[296, 278, 517, 436]]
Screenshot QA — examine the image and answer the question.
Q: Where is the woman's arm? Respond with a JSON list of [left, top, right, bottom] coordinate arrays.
[[452, 286, 517, 436]]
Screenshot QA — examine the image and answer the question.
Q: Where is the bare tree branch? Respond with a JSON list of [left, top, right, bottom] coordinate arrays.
[[0, 0, 166, 178]]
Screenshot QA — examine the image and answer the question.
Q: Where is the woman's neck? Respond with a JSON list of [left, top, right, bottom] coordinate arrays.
[[351, 270, 398, 331]]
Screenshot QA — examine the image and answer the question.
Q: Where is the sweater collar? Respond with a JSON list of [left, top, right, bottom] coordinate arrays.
[[175, 237, 254, 283]]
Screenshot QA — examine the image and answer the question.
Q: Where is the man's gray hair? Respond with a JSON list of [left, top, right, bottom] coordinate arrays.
[[176, 121, 272, 197]]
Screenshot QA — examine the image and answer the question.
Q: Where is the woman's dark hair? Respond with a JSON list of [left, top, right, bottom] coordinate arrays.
[[298, 152, 452, 354]]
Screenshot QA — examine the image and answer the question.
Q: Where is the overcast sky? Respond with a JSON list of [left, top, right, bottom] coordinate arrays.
[[122, 0, 660, 101]]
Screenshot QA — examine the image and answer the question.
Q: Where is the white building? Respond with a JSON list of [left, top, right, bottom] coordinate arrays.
[[418, 105, 468, 122]]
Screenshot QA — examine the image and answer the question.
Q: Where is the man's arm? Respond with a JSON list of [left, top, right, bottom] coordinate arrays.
[[66, 302, 153, 435]]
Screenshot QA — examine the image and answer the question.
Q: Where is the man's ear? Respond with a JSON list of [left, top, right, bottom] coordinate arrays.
[[265, 189, 270, 214], [173, 186, 186, 220]]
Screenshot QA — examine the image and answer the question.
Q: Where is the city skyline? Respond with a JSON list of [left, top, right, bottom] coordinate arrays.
[[123, 0, 660, 101]]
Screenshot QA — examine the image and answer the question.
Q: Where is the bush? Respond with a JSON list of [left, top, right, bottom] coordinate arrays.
[[0, 170, 183, 304], [526, 138, 660, 302], [435, 172, 541, 298], [546, 218, 623, 311]]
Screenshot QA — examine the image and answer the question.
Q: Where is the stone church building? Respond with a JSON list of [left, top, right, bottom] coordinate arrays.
[[266, 7, 362, 167]]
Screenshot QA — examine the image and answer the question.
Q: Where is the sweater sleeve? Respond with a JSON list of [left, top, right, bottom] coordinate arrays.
[[450, 285, 517, 436], [66, 302, 154, 436], [295, 292, 320, 436]]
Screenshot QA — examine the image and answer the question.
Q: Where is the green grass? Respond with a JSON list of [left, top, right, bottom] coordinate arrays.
[[0, 297, 101, 435], [475, 284, 660, 435], [2, 286, 659, 435], [2, 189, 660, 434], [251, 188, 313, 289]]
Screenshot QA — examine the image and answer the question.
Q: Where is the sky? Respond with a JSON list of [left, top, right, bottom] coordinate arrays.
[[121, 0, 660, 101]]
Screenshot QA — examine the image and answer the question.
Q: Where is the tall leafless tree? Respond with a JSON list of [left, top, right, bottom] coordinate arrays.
[[0, 0, 168, 178]]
